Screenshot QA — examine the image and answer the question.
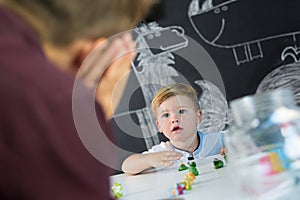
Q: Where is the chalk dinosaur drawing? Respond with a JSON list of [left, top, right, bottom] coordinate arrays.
[[188, 0, 300, 65], [256, 62, 300, 105], [133, 23, 188, 107]]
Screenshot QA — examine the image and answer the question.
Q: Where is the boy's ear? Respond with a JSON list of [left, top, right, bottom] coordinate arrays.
[[197, 110, 202, 123], [155, 119, 162, 132]]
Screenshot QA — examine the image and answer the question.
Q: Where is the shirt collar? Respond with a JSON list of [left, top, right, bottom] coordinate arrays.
[[168, 131, 203, 159]]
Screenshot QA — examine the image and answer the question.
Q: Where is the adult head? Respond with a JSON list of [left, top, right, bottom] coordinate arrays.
[[2, 0, 157, 69]]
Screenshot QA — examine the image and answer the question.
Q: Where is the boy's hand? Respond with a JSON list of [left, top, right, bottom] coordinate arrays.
[[143, 151, 182, 168], [220, 147, 227, 155]]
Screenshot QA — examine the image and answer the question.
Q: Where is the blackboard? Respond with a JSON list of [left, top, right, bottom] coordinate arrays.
[[110, 0, 300, 170]]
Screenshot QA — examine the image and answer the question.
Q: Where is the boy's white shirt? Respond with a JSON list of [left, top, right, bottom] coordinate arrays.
[[142, 131, 225, 165]]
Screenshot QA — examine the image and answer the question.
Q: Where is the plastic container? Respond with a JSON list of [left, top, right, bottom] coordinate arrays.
[[226, 89, 300, 198]]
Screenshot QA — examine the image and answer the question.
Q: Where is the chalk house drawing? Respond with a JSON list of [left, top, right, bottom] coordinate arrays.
[[188, 0, 300, 65], [256, 62, 300, 105], [114, 23, 231, 149]]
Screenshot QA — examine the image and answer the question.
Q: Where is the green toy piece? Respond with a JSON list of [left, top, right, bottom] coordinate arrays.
[[223, 153, 227, 163], [178, 163, 189, 171], [111, 182, 123, 198], [213, 158, 224, 169], [188, 161, 199, 176]]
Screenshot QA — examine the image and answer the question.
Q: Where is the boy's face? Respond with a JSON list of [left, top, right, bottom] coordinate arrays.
[[155, 95, 202, 143]]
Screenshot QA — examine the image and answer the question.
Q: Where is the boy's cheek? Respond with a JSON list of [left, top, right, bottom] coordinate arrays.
[[158, 122, 164, 131]]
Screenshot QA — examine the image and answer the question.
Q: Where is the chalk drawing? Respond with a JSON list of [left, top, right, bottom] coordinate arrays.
[[188, 0, 300, 65], [195, 80, 232, 132], [281, 45, 300, 63], [256, 62, 300, 105]]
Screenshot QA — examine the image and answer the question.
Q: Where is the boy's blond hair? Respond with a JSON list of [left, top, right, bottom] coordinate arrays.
[[151, 83, 200, 116]]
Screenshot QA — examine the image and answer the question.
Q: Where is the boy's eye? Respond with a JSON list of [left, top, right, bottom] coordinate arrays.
[[162, 113, 170, 118], [179, 109, 186, 114]]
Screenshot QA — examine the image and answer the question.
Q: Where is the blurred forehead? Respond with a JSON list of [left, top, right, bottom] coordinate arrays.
[[157, 95, 194, 111]]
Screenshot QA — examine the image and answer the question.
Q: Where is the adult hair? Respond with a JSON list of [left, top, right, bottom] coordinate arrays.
[[2, 0, 157, 46], [152, 83, 201, 116]]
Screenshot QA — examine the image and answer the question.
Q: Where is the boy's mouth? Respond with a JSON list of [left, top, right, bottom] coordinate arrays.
[[172, 126, 182, 132]]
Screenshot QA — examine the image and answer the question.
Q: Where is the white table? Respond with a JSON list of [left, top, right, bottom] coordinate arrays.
[[110, 155, 299, 200], [110, 155, 250, 200]]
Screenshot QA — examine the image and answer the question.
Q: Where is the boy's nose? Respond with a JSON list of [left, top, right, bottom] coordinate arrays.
[[172, 119, 179, 123]]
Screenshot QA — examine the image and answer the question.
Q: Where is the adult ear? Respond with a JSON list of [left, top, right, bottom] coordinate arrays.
[[72, 38, 106, 72]]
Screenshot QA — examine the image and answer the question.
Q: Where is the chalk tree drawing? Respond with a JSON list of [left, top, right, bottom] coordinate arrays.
[[188, 0, 300, 65], [113, 23, 231, 150], [256, 62, 300, 105]]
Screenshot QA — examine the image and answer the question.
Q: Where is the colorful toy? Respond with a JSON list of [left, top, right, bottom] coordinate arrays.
[[188, 161, 199, 176], [186, 172, 196, 184], [170, 183, 186, 196], [182, 172, 196, 190], [169, 171, 197, 197], [182, 179, 192, 191], [213, 158, 224, 169], [178, 163, 189, 171], [111, 182, 123, 198]]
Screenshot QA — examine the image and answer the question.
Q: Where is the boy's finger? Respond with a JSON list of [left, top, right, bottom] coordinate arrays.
[[220, 147, 226, 155]]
